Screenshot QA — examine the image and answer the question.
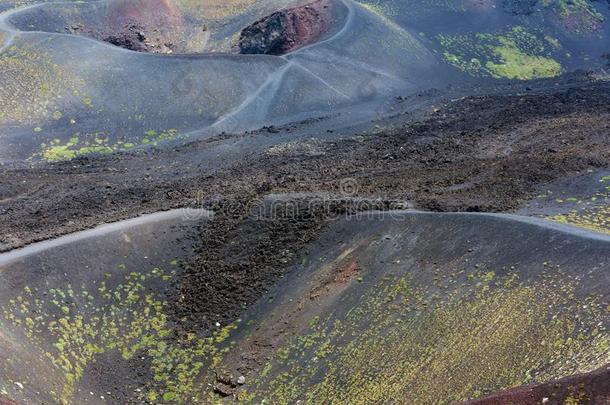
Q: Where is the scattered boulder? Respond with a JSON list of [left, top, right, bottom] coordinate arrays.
[[101, 23, 148, 52]]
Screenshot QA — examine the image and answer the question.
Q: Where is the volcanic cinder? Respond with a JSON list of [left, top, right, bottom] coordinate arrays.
[[0, 0, 609, 403], [238, 0, 334, 55]]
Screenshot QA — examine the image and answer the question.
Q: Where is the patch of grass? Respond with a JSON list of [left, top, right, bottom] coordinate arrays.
[[0, 43, 84, 123], [549, 206, 610, 234], [486, 37, 562, 80], [1, 266, 235, 403], [545, 175, 610, 234], [34, 129, 180, 162], [238, 269, 608, 403], [438, 26, 562, 80], [543, 0, 604, 22]]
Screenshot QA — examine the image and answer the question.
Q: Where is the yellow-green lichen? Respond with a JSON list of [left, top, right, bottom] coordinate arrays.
[[545, 176, 610, 234], [34, 129, 180, 162], [549, 206, 610, 234], [542, 0, 605, 34], [239, 270, 608, 403], [0, 42, 84, 124], [439, 26, 562, 80], [1, 266, 236, 404]]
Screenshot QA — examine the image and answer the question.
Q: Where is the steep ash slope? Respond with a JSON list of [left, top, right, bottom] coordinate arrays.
[[0, 209, 607, 403], [195, 212, 610, 402]]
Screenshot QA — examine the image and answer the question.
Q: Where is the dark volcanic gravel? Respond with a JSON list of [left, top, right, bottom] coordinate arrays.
[[1, 77, 609, 333], [171, 196, 397, 333]]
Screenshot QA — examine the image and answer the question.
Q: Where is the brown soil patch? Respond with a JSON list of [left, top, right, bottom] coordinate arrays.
[[310, 258, 362, 300]]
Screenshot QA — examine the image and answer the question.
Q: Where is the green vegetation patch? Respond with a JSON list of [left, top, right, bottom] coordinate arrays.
[[439, 26, 562, 80], [544, 0, 604, 20], [239, 269, 609, 403], [546, 176, 610, 234], [357, 0, 466, 18], [1, 266, 235, 404], [549, 206, 610, 234], [0, 43, 84, 124], [542, 0, 605, 34], [34, 129, 180, 162]]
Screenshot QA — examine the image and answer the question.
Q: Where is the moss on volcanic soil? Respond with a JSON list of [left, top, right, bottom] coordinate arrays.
[[542, 0, 606, 34], [225, 268, 608, 403], [1, 264, 235, 404], [33, 129, 181, 162], [546, 175, 610, 234], [357, 0, 467, 19], [0, 43, 85, 124], [438, 26, 562, 80]]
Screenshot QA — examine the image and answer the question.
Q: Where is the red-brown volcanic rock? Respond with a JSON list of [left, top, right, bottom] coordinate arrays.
[[464, 365, 610, 405], [238, 0, 334, 55]]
